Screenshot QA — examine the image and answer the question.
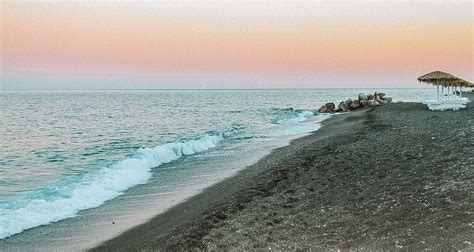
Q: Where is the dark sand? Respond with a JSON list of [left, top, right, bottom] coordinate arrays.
[[93, 93, 473, 251]]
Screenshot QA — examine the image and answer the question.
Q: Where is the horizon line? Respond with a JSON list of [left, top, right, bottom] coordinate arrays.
[[0, 87, 434, 91]]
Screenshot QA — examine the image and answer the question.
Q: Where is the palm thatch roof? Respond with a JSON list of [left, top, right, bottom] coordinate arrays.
[[458, 79, 474, 87], [417, 71, 466, 86]]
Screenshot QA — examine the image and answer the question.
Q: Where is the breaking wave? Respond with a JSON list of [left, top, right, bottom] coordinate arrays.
[[0, 133, 224, 239], [271, 109, 315, 125]]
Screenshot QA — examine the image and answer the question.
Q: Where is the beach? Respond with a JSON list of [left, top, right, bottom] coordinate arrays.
[[93, 93, 474, 251], [3, 1, 473, 251]]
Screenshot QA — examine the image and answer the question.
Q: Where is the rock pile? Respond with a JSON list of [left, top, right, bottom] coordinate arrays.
[[318, 92, 392, 113]]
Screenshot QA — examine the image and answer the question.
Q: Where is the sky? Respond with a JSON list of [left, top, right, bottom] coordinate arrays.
[[1, 1, 472, 89]]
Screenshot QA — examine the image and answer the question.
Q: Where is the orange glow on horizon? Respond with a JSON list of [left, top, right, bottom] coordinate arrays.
[[1, 1, 472, 87]]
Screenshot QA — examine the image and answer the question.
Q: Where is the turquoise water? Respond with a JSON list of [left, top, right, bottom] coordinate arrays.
[[0, 89, 436, 240]]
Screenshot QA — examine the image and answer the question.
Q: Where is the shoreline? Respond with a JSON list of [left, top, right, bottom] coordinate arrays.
[[91, 108, 363, 251], [0, 106, 329, 251], [94, 93, 473, 251], [0, 120, 320, 251]]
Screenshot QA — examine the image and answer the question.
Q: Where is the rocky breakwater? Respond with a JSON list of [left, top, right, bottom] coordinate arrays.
[[318, 92, 392, 113]]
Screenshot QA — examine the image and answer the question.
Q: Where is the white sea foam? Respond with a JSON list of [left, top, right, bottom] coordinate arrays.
[[270, 123, 323, 137], [269, 113, 331, 137], [273, 109, 314, 125], [0, 134, 223, 239]]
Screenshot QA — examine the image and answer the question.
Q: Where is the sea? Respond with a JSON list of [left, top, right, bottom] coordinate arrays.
[[0, 88, 436, 250]]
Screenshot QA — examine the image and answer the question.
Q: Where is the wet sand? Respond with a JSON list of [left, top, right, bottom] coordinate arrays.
[[93, 93, 473, 251]]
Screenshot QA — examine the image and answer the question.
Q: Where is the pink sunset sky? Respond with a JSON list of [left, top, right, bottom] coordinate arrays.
[[1, 1, 472, 89]]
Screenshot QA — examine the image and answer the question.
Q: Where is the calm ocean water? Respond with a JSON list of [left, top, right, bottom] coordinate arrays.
[[0, 89, 435, 240]]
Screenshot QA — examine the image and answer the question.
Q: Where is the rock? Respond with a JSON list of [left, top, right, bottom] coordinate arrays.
[[338, 101, 349, 112], [358, 93, 369, 107], [327, 102, 336, 111], [349, 100, 361, 110], [360, 99, 369, 107], [318, 105, 328, 113], [382, 97, 393, 103], [344, 99, 354, 109], [371, 99, 384, 105], [318, 105, 327, 112], [318, 92, 390, 113], [318, 102, 336, 113], [373, 93, 380, 100], [345, 98, 353, 106]]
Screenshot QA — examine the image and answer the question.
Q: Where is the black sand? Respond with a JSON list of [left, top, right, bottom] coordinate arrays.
[[93, 93, 474, 251]]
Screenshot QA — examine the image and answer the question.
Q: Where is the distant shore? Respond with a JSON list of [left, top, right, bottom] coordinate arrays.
[[93, 93, 474, 251]]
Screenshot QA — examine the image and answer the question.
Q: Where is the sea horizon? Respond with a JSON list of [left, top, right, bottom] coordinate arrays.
[[0, 87, 434, 91]]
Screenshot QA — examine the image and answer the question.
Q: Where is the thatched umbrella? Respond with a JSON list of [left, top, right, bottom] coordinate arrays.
[[458, 79, 473, 87], [447, 79, 472, 98], [417, 71, 461, 86], [461, 80, 474, 95], [417, 71, 469, 101]]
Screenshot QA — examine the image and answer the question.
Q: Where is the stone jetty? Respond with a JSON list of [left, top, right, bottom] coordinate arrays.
[[318, 92, 392, 113]]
